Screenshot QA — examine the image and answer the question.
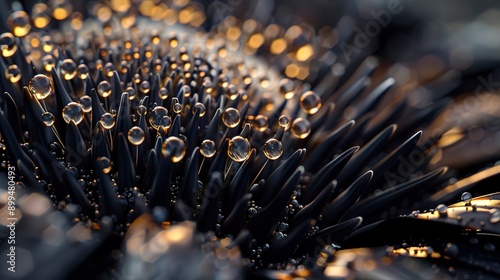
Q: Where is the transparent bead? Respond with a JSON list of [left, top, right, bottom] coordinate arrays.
[[77, 64, 89, 80], [253, 115, 268, 132], [128, 126, 145, 145], [29, 74, 52, 100], [192, 102, 206, 117], [42, 54, 55, 71], [278, 115, 291, 128], [8, 11, 31, 37], [97, 157, 112, 174], [291, 118, 311, 139], [161, 136, 186, 163], [228, 136, 251, 162], [279, 78, 294, 99], [200, 139, 216, 158], [263, 138, 283, 160], [149, 106, 169, 129], [97, 80, 112, 98], [140, 81, 150, 94], [158, 87, 168, 100], [299, 91, 322, 114], [225, 84, 238, 100], [136, 105, 147, 116], [41, 112, 54, 126], [62, 102, 84, 125], [5, 64, 21, 83], [172, 98, 182, 114], [79, 96, 92, 113], [222, 108, 241, 128], [60, 59, 77, 80], [101, 113, 115, 129], [461, 192, 472, 204], [0, 32, 18, 57]]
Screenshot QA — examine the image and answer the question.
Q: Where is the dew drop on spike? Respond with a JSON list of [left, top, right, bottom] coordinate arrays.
[[192, 102, 206, 117], [263, 138, 283, 160], [222, 108, 240, 128], [101, 113, 115, 129], [29, 74, 53, 100], [149, 106, 169, 129], [162, 136, 186, 163], [97, 80, 112, 98], [200, 139, 216, 158], [61, 59, 77, 80], [291, 118, 311, 139], [62, 102, 84, 125], [79, 96, 92, 113], [299, 91, 322, 114], [5, 64, 21, 83], [228, 136, 250, 162], [128, 126, 145, 146], [41, 112, 55, 126], [98, 157, 112, 174], [461, 192, 472, 204]]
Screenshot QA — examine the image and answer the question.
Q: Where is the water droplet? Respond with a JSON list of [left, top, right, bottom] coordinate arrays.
[[0, 32, 18, 57], [225, 84, 238, 100], [5, 64, 21, 83], [29, 74, 52, 100], [8, 11, 31, 37], [151, 35, 160, 45], [228, 136, 250, 162], [161, 136, 186, 163], [104, 62, 115, 77], [32, 4, 50, 29], [126, 87, 136, 100], [218, 74, 229, 88], [278, 115, 291, 128], [41, 112, 54, 126], [291, 118, 311, 139], [62, 102, 84, 125], [263, 138, 283, 160], [136, 105, 146, 117], [181, 85, 191, 97], [97, 81, 112, 98], [172, 98, 183, 114], [490, 209, 500, 224], [41, 35, 54, 52], [61, 59, 77, 80], [149, 106, 169, 129], [42, 54, 55, 71], [192, 102, 206, 117], [158, 87, 168, 100], [79, 96, 92, 113], [77, 64, 89, 80], [444, 243, 458, 257], [101, 113, 115, 129], [127, 126, 145, 145], [279, 78, 294, 99], [300, 91, 322, 114], [222, 108, 241, 128], [140, 81, 151, 94], [98, 157, 112, 174], [159, 117, 172, 130], [436, 204, 448, 214], [200, 139, 216, 158], [253, 115, 268, 132], [461, 192, 472, 204]]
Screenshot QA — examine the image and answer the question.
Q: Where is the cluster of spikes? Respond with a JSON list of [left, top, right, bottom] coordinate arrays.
[[0, 1, 500, 279]]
